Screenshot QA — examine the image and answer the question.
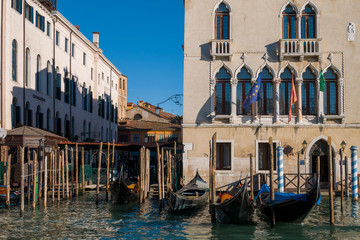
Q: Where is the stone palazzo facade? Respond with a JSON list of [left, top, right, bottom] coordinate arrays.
[[182, 0, 360, 187]]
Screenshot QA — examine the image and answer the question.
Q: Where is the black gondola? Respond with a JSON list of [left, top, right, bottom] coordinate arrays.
[[110, 175, 139, 204], [212, 180, 255, 224], [168, 170, 209, 211], [256, 176, 320, 223]]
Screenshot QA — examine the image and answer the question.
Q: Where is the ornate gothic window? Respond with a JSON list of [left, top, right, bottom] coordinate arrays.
[[279, 67, 294, 115], [215, 3, 230, 40], [36, 55, 41, 91], [258, 67, 274, 115], [324, 68, 339, 115], [215, 67, 231, 115], [301, 5, 316, 39], [283, 5, 297, 39], [12, 40, 17, 82], [236, 67, 252, 115], [302, 68, 316, 115]]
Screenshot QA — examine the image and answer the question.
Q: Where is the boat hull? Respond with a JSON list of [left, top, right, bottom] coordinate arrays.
[[110, 177, 139, 204]]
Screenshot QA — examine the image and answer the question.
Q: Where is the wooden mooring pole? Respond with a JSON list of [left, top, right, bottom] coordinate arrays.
[[61, 151, 65, 200], [139, 147, 145, 204], [96, 142, 103, 205], [44, 156, 48, 208], [166, 150, 170, 194], [111, 139, 115, 183], [345, 156, 349, 197], [269, 137, 275, 228], [250, 153, 254, 199], [65, 145, 69, 200], [20, 147, 25, 215], [52, 152, 55, 203], [27, 149, 31, 203], [39, 150, 43, 201], [57, 149, 61, 202], [161, 147, 165, 209], [75, 144, 79, 197], [328, 137, 335, 225], [340, 148, 344, 212], [145, 148, 150, 199], [156, 143, 162, 212], [210, 133, 217, 223], [297, 152, 301, 194], [33, 151, 37, 210], [70, 148, 74, 198], [106, 143, 110, 201], [82, 147, 85, 195], [6, 154, 11, 208]]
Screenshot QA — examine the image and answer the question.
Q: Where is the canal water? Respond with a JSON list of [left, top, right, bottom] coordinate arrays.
[[1, 193, 360, 239]]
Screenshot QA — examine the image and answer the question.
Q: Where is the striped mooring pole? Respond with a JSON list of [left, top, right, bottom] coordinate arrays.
[[277, 146, 284, 193], [351, 146, 358, 201]]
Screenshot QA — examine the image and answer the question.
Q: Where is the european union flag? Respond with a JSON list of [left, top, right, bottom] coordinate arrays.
[[242, 73, 261, 109]]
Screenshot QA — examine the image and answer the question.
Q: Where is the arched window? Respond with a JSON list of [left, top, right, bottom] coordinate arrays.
[[71, 117, 75, 138], [236, 67, 252, 115], [25, 48, 30, 87], [279, 67, 294, 115], [87, 86, 92, 112], [47, 109, 51, 131], [82, 83, 86, 110], [215, 3, 230, 40], [215, 67, 231, 115], [302, 68, 316, 115], [258, 67, 274, 115], [25, 102, 32, 126], [56, 67, 61, 100], [12, 40, 17, 82], [301, 5, 316, 39], [83, 120, 86, 141], [56, 112, 61, 135], [36, 55, 41, 91], [11, 98, 21, 128], [64, 115, 70, 138], [283, 5, 297, 39], [36, 105, 43, 129], [134, 114, 142, 120], [88, 122, 91, 139], [324, 68, 339, 115], [47, 61, 51, 96]]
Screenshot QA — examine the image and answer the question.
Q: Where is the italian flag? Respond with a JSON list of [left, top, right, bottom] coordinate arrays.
[[289, 74, 297, 123]]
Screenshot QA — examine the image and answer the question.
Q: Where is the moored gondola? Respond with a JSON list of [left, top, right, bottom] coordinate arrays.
[[256, 176, 320, 223], [168, 170, 209, 211], [212, 179, 255, 224], [0, 185, 21, 207], [110, 175, 139, 204]]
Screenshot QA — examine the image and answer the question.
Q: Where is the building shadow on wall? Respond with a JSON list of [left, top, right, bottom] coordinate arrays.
[[195, 92, 213, 124], [265, 42, 280, 63]]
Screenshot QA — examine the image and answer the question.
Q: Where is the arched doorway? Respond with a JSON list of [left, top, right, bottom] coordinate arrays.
[[309, 139, 336, 188]]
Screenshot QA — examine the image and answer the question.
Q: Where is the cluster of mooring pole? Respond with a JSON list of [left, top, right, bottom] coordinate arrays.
[[0, 141, 121, 215], [209, 133, 217, 223], [156, 142, 176, 212]]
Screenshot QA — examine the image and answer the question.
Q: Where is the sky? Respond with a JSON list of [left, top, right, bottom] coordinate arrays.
[[57, 0, 184, 116]]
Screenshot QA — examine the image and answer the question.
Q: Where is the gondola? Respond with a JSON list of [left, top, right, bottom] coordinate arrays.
[[256, 176, 320, 223], [110, 174, 139, 204], [212, 179, 255, 224], [168, 170, 209, 211], [0, 185, 21, 207]]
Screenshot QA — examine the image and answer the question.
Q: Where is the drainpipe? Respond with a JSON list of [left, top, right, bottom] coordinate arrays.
[[69, 30, 72, 139], [0, 0, 5, 128], [52, 17, 57, 132], [22, 0, 26, 127]]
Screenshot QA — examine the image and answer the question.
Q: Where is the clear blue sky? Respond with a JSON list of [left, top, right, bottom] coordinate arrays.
[[57, 0, 184, 116]]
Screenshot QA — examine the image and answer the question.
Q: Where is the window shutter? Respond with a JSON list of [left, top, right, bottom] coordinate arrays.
[[19, 0, 23, 14], [301, 17, 305, 39], [36, 12, 38, 27], [283, 17, 289, 39], [308, 17, 314, 38], [290, 16, 296, 39]]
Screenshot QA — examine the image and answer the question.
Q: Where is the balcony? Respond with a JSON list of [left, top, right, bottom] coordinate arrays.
[[210, 39, 233, 60], [279, 38, 322, 61]]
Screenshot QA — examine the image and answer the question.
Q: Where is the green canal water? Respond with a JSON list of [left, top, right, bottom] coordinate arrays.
[[1, 193, 360, 239]]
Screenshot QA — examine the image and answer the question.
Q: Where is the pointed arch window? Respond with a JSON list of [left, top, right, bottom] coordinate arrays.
[[302, 68, 316, 115], [65, 115, 70, 138], [301, 5, 316, 39], [25, 102, 32, 126], [215, 67, 231, 115], [324, 68, 339, 115], [47, 109, 51, 131], [215, 3, 230, 40], [12, 40, 17, 82], [283, 5, 297, 39], [56, 112, 62, 135], [11, 98, 21, 128], [56, 67, 61, 100], [25, 48, 30, 87], [46, 61, 51, 95], [236, 67, 252, 115], [279, 67, 294, 115], [258, 67, 274, 115], [36, 55, 41, 91], [36, 105, 43, 129]]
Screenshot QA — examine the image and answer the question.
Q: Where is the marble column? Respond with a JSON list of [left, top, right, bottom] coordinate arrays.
[[296, 79, 303, 123], [274, 78, 281, 123], [230, 78, 237, 123]]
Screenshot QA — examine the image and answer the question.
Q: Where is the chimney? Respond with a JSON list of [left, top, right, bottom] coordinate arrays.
[[93, 32, 99, 48], [74, 25, 80, 31]]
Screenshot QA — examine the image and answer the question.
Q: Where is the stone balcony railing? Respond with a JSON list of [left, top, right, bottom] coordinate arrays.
[[210, 39, 233, 60], [280, 38, 322, 61]]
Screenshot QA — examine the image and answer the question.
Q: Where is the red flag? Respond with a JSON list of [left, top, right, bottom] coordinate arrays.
[[288, 74, 297, 123]]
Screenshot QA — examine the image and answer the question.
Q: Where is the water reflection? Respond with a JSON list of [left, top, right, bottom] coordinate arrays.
[[0, 194, 360, 239]]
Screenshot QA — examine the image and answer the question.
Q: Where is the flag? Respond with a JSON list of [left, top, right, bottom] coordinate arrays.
[[243, 73, 261, 109], [288, 73, 297, 123], [319, 69, 325, 92]]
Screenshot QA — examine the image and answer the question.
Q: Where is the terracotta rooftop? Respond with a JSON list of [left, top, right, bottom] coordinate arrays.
[[118, 120, 181, 131], [136, 105, 177, 121]]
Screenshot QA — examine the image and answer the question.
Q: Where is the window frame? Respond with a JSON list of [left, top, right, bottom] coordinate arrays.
[[216, 141, 233, 171], [301, 68, 317, 115], [282, 5, 297, 39], [12, 39, 17, 82], [236, 67, 252, 115], [258, 68, 274, 115], [256, 140, 280, 173], [214, 3, 230, 40], [301, 5, 317, 39], [323, 68, 339, 115]]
